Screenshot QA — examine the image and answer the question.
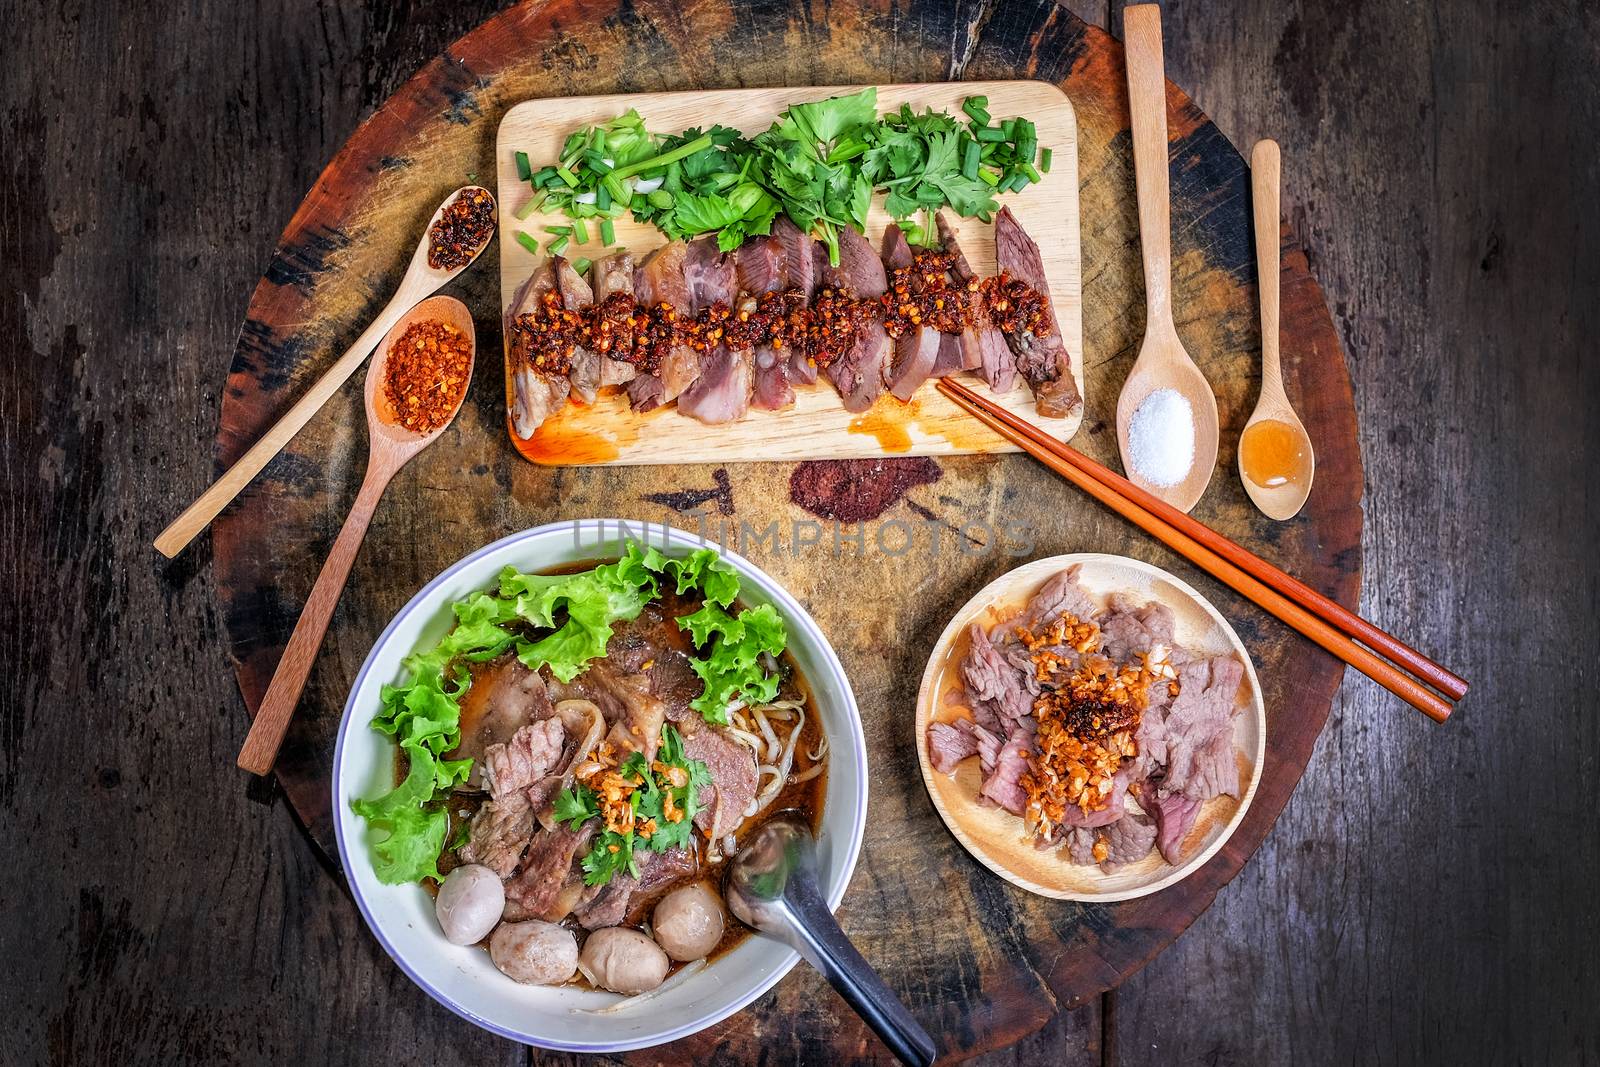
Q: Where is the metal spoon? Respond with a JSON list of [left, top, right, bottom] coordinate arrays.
[[1238, 139, 1315, 520], [724, 814, 937, 1067], [236, 294, 476, 775], [154, 186, 495, 558], [1114, 4, 1221, 514]]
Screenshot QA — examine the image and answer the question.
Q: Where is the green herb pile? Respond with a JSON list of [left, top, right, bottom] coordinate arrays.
[[513, 88, 1050, 266], [553, 723, 713, 887], [351, 542, 787, 885]]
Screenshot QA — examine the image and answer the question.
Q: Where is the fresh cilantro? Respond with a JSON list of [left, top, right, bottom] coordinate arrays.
[[520, 90, 1045, 266], [569, 725, 712, 887], [582, 826, 639, 887], [553, 783, 600, 830]]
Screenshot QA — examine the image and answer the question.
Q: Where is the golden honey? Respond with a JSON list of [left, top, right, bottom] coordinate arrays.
[[1240, 418, 1311, 489]]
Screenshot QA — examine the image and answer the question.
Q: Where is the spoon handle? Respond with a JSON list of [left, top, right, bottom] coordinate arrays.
[[236, 452, 399, 775], [1251, 139, 1283, 393], [783, 874, 937, 1067], [1125, 4, 1175, 330]]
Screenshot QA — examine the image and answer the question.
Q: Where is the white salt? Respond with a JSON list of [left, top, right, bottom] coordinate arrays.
[[1127, 388, 1195, 487]]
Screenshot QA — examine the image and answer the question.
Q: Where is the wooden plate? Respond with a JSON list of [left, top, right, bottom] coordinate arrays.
[[494, 80, 1083, 466], [915, 553, 1267, 902]]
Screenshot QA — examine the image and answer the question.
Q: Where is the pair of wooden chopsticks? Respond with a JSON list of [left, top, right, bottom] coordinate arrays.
[[936, 378, 1466, 722]]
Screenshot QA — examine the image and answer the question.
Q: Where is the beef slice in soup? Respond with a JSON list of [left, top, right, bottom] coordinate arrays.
[[460, 798, 535, 880], [449, 659, 556, 789], [503, 824, 596, 922], [573, 846, 698, 931], [680, 721, 759, 841], [482, 719, 565, 800], [549, 663, 667, 763]]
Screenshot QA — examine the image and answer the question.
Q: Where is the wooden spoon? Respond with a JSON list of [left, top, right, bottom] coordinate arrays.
[[1114, 4, 1220, 514], [1238, 139, 1316, 520], [154, 186, 494, 559], [236, 295, 475, 776]]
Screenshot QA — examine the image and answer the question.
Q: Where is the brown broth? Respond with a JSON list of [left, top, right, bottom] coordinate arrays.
[[399, 557, 829, 984]]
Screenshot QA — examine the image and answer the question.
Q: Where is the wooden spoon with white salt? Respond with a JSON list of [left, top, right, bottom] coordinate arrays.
[[1114, 4, 1220, 514]]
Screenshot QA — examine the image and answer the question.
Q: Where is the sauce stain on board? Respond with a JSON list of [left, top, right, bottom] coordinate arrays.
[[848, 397, 916, 452], [514, 410, 623, 465]]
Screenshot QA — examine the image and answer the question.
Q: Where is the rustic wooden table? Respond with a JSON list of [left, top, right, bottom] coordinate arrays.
[[2, 1, 1595, 1065]]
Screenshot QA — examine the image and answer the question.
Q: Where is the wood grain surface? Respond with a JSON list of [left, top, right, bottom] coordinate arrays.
[[495, 80, 1084, 464], [2, 2, 1595, 1067], [209, 0, 1368, 1060]]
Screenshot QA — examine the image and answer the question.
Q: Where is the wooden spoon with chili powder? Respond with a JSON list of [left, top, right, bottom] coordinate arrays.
[[154, 185, 493, 558], [236, 295, 475, 776]]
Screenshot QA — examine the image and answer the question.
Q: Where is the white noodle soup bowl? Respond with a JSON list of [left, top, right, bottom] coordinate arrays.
[[332, 519, 867, 1051]]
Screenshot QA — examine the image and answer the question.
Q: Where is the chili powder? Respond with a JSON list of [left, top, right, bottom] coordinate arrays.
[[382, 320, 472, 434]]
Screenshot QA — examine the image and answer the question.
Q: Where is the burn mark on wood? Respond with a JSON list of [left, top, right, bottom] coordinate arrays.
[[263, 225, 352, 294], [642, 467, 735, 515]]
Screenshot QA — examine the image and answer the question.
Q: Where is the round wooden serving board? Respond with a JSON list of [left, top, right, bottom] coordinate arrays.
[[211, 1, 1364, 1061]]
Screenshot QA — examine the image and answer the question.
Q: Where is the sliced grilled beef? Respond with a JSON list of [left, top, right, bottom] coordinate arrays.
[[882, 226, 940, 401], [993, 206, 1081, 418], [935, 212, 1012, 390], [628, 241, 700, 410], [819, 227, 890, 411]]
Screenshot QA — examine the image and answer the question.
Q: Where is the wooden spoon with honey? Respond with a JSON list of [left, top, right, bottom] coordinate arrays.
[[236, 295, 475, 776], [1238, 140, 1315, 521]]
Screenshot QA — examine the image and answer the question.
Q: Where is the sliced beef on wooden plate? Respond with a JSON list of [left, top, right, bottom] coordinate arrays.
[[628, 241, 700, 410], [506, 261, 572, 437], [881, 225, 941, 400], [819, 226, 891, 411], [993, 205, 1081, 419]]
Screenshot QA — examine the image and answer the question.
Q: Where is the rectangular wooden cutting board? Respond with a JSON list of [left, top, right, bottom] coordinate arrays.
[[495, 81, 1082, 466]]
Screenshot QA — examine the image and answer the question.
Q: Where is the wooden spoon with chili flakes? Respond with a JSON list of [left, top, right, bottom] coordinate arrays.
[[154, 185, 494, 558], [236, 294, 475, 776]]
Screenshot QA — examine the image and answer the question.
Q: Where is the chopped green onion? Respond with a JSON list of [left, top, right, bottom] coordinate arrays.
[[897, 220, 924, 246], [975, 126, 1008, 143], [587, 154, 614, 175], [513, 195, 541, 221], [515, 230, 540, 255], [962, 139, 980, 180], [555, 166, 579, 188], [603, 173, 629, 205], [548, 235, 569, 256], [609, 133, 714, 180], [596, 184, 612, 211], [573, 257, 592, 276], [514, 151, 532, 182], [600, 218, 615, 246], [543, 224, 572, 235], [573, 217, 590, 244], [647, 189, 673, 210], [966, 94, 988, 108], [1040, 148, 1053, 173], [977, 167, 1001, 188], [962, 99, 991, 125], [1020, 162, 1042, 184]]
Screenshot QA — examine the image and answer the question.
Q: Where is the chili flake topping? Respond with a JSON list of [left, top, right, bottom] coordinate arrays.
[[381, 319, 471, 434], [427, 187, 495, 271]]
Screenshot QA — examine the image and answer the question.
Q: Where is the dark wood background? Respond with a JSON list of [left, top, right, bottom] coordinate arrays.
[[2, 0, 1595, 1064]]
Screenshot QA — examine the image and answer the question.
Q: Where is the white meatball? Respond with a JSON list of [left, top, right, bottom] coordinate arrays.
[[578, 927, 669, 994], [490, 920, 579, 985], [435, 864, 505, 946], [651, 884, 725, 962]]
